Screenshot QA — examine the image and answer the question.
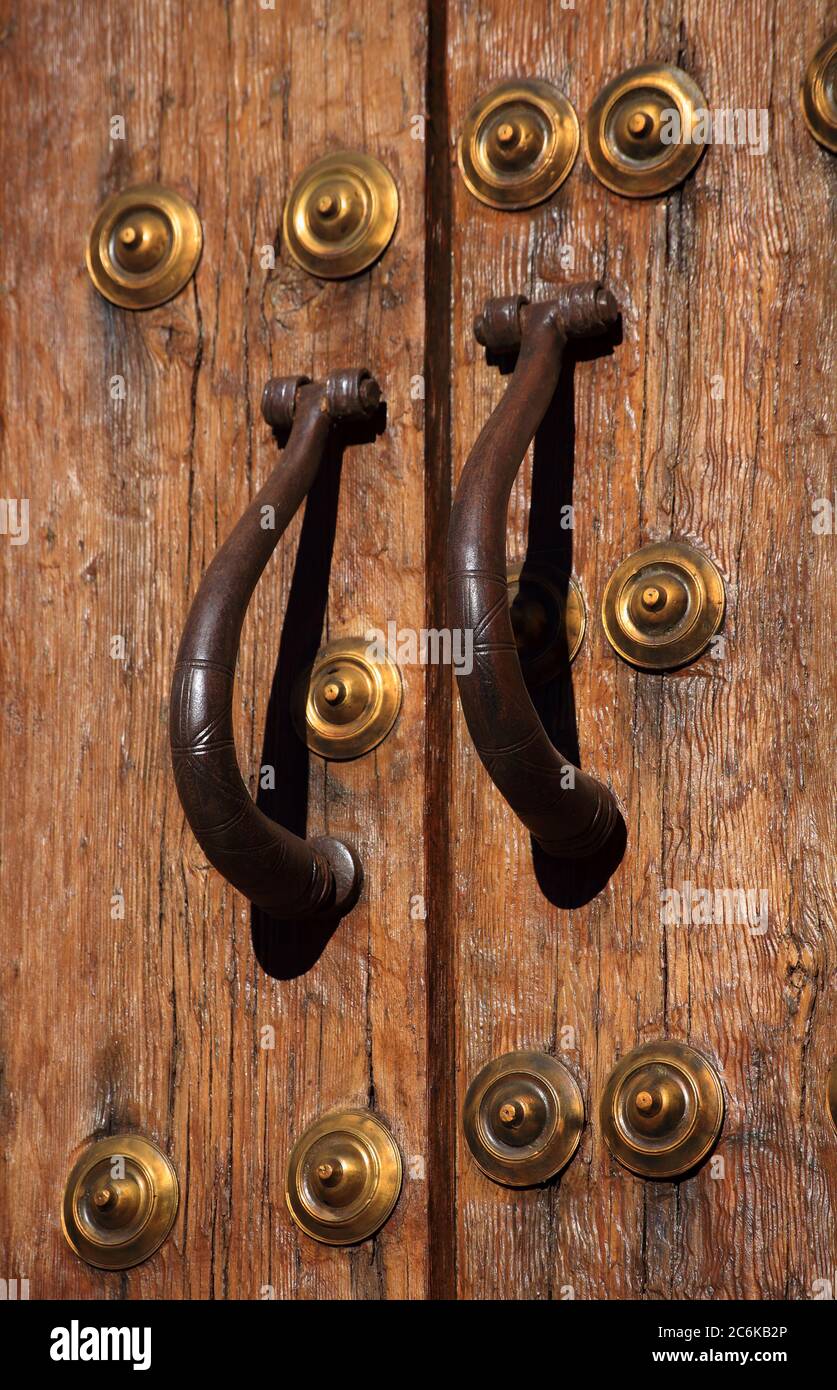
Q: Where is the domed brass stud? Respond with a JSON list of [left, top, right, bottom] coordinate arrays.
[[508, 564, 585, 687], [292, 636, 402, 761], [457, 79, 579, 209], [584, 63, 708, 197], [463, 1050, 584, 1187], [61, 1134, 179, 1270], [801, 33, 837, 153], [828, 1059, 837, 1132], [85, 184, 202, 308], [601, 540, 724, 671], [282, 151, 398, 279], [285, 1109, 402, 1245], [600, 1040, 724, 1179]]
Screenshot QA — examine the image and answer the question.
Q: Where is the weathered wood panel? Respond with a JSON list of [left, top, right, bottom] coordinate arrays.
[[1, 0, 833, 1303], [0, 0, 429, 1299], [445, 0, 836, 1298]]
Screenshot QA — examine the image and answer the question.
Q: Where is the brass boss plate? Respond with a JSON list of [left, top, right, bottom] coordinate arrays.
[[508, 564, 585, 686], [292, 635, 402, 761], [601, 540, 724, 671], [61, 1134, 179, 1270], [458, 79, 579, 209], [600, 1040, 724, 1179], [286, 1109, 402, 1245], [463, 1050, 584, 1187], [85, 183, 202, 308], [801, 33, 837, 153], [585, 63, 707, 197], [283, 151, 398, 279]]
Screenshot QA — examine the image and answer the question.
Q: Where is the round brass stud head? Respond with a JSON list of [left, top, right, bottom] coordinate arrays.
[[282, 152, 398, 279], [85, 184, 202, 308], [61, 1134, 179, 1270], [458, 79, 580, 209], [292, 635, 402, 761], [463, 1050, 584, 1187], [508, 564, 585, 686], [602, 540, 724, 671], [600, 1040, 724, 1179], [585, 64, 708, 197], [286, 1109, 402, 1245], [801, 33, 837, 153]]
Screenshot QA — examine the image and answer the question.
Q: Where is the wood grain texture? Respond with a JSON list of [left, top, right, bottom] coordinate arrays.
[[446, 0, 836, 1299], [1, 0, 834, 1303], [0, 0, 429, 1299]]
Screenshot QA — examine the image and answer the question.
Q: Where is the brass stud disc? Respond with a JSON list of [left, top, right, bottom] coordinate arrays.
[[828, 1059, 837, 1132], [85, 184, 202, 308], [600, 1040, 724, 1179], [61, 1135, 179, 1270], [463, 1051, 584, 1187], [282, 152, 398, 279], [457, 79, 580, 209], [292, 635, 402, 761], [584, 64, 708, 197], [801, 33, 837, 153], [286, 1109, 402, 1245], [508, 565, 585, 686], [601, 540, 724, 671]]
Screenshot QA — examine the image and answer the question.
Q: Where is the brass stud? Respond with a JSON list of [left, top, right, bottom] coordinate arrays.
[[584, 63, 708, 197], [457, 79, 580, 209], [85, 184, 202, 308], [463, 1050, 584, 1187], [508, 564, 585, 686], [601, 540, 724, 671], [285, 1109, 402, 1245], [292, 635, 402, 761], [61, 1134, 179, 1270], [801, 33, 837, 153], [282, 151, 398, 279], [600, 1040, 724, 1179]]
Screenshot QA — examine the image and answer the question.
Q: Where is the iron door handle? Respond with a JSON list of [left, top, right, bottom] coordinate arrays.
[[170, 370, 381, 921], [447, 284, 621, 858]]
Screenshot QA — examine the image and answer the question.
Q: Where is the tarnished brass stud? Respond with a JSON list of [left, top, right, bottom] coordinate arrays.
[[508, 564, 586, 687], [601, 540, 724, 671], [292, 635, 402, 761], [801, 33, 837, 153], [62, 1134, 179, 1270], [600, 1040, 724, 1179], [463, 1050, 584, 1187], [282, 151, 398, 279], [285, 1109, 402, 1245], [85, 184, 202, 308], [457, 79, 579, 209], [584, 64, 708, 197]]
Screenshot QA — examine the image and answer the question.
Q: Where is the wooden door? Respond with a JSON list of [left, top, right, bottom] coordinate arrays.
[[1, 0, 833, 1304]]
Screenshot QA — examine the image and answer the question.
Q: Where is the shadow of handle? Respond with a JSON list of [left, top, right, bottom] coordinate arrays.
[[170, 370, 381, 921], [447, 285, 621, 858]]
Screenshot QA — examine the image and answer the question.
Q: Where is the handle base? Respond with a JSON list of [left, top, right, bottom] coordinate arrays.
[[312, 836, 364, 919]]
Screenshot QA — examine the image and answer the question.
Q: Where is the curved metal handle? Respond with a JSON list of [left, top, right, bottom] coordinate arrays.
[[447, 284, 621, 858], [170, 369, 381, 921]]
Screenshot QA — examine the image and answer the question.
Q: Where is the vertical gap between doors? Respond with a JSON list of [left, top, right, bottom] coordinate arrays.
[[423, 0, 457, 1301]]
